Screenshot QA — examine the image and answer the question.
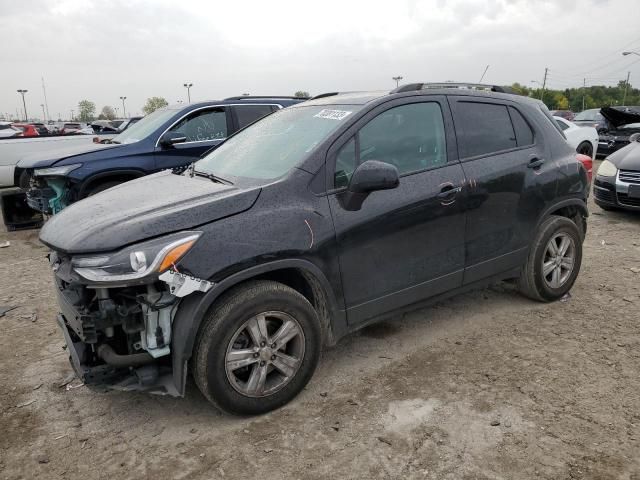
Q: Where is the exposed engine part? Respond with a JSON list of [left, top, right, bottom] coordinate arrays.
[[97, 344, 154, 368], [139, 286, 177, 358], [134, 365, 160, 386], [159, 269, 213, 297]]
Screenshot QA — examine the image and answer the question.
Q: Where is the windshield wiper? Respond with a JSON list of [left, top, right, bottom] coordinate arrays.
[[193, 169, 234, 185]]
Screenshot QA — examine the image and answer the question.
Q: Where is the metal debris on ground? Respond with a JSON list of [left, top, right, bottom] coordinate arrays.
[[16, 399, 36, 408], [560, 292, 572, 302], [57, 372, 76, 388], [0, 305, 17, 317], [0, 241, 10, 248], [630, 267, 640, 274]]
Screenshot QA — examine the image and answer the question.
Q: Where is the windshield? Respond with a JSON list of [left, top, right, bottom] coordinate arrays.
[[196, 105, 360, 180], [574, 109, 602, 121], [111, 108, 176, 144]]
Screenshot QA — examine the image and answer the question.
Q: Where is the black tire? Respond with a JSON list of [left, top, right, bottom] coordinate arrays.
[[518, 215, 582, 302], [193, 280, 322, 415], [576, 141, 593, 158], [85, 181, 122, 197]]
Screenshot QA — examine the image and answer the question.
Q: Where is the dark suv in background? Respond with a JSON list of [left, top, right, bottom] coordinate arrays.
[[19, 96, 305, 214], [40, 83, 589, 415]]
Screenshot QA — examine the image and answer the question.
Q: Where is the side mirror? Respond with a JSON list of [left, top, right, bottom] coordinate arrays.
[[340, 160, 399, 211], [159, 131, 187, 147], [348, 160, 399, 193]]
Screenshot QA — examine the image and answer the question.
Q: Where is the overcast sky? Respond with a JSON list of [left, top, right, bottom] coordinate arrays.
[[2, 0, 640, 120]]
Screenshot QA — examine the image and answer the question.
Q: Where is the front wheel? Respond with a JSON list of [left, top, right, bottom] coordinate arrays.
[[518, 216, 583, 302], [193, 280, 322, 415]]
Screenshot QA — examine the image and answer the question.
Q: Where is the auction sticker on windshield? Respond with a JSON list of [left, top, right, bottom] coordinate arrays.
[[314, 109, 352, 120]]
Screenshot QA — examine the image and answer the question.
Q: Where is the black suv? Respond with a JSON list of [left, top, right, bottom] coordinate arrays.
[[40, 83, 589, 415]]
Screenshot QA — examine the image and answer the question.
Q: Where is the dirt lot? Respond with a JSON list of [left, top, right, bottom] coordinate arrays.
[[1, 175, 639, 480]]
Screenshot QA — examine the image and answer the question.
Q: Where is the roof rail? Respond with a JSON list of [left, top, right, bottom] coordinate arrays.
[[224, 95, 309, 101], [390, 83, 517, 94], [309, 92, 340, 100]]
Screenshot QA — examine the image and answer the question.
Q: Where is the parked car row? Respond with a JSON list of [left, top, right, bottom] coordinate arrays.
[[19, 97, 304, 213], [39, 83, 591, 415]]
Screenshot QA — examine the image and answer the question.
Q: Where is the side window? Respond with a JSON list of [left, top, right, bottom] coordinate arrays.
[[170, 108, 227, 142], [509, 106, 535, 145], [358, 102, 447, 176], [334, 137, 356, 188], [555, 119, 570, 131], [235, 105, 275, 129], [456, 102, 516, 157]]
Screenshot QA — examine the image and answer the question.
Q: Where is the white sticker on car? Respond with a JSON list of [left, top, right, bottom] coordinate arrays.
[[314, 109, 352, 120]]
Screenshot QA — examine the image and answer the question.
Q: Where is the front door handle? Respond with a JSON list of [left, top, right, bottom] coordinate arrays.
[[527, 157, 545, 169], [438, 183, 462, 204]]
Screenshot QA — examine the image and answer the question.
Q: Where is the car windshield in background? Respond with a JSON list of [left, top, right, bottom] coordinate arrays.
[[196, 105, 361, 180], [574, 109, 602, 121], [111, 108, 175, 144], [620, 122, 640, 129]]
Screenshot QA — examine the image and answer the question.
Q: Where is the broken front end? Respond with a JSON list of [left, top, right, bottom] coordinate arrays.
[[50, 231, 212, 395], [24, 165, 82, 214]]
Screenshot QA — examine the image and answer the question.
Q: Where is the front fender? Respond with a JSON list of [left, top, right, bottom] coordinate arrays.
[[170, 258, 345, 396]]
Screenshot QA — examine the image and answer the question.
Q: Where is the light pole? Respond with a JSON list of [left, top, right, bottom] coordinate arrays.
[[392, 76, 403, 88], [119, 97, 127, 118], [40, 104, 46, 122], [70, 110, 74, 121], [183, 83, 193, 103], [17, 89, 28, 121]]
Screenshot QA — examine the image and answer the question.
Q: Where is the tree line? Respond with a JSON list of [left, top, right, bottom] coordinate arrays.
[[511, 81, 640, 112], [75, 97, 169, 121]]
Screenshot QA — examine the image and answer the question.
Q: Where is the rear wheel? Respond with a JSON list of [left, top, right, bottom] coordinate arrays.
[[193, 280, 322, 415], [576, 141, 593, 158], [518, 216, 582, 302]]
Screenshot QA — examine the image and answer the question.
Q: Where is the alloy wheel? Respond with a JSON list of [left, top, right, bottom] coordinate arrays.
[[225, 311, 305, 398], [542, 232, 575, 289]]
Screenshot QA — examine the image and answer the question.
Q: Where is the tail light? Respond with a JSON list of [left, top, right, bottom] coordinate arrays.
[[576, 153, 592, 182]]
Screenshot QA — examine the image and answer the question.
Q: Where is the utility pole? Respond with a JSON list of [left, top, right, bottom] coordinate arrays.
[[479, 65, 490, 83], [120, 96, 127, 118], [183, 83, 193, 103], [41, 77, 50, 122], [540, 68, 548, 102], [582, 78, 586, 112], [40, 104, 46, 121], [70, 110, 74, 121], [622, 71, 631, 106], [17, 90, 28, 121], [392, 76, 403, 88]]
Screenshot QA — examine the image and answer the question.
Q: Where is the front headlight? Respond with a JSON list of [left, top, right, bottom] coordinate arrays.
[[72, 231, 201, 283], [33, 163, 82, 177], [597, 159, 617, 178]]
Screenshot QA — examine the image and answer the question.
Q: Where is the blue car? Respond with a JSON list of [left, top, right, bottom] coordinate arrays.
[[20, 96, 305, 214]]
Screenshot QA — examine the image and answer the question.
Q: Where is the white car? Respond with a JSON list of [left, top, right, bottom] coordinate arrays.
[[554, 116, 598, 160], [0, 122, 21, 139]]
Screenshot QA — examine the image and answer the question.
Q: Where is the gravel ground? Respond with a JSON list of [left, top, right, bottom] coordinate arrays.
[[1, 170, 639, 479]]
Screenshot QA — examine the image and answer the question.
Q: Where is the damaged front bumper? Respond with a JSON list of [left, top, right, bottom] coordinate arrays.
[[26, 176, 71, 215]]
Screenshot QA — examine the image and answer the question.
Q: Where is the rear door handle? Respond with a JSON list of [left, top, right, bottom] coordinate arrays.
[[527, 157, 545, 169]]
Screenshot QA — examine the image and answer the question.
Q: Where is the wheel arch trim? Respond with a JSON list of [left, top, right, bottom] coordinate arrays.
[[170, 258, 345, 396], [78, 169, 147, 197]]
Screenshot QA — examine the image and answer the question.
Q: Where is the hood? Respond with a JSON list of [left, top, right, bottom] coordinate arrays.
[[607, 140, 640, 170], [39, 170, 261, 254], [600, 107, 640, 129], [17, 143, 121, 169]]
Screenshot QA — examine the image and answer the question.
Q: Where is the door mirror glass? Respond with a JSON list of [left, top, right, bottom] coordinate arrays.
[[159, 131, 187, 147], [348, 160, 399, 193]]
